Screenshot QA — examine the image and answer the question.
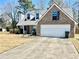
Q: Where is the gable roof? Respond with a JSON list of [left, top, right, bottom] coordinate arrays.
[[37, 3, 77, 24], [17, 10, 46, 26], [17, 20, 37, 26], [62, 8, 73, 18]]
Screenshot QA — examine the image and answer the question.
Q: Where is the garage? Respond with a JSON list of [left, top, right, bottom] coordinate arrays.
[[40, 24, 70, 37]]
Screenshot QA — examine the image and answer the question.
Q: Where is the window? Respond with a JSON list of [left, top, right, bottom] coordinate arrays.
[[31, 17, 35, 21], [52, 11, 60, 20], [25, 19, 27, 21], [27, 13, 30, 19], [36, 13, 39, 19]]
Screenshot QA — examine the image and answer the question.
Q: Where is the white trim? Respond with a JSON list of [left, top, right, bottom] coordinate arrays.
[[37, 3, 77, 24]]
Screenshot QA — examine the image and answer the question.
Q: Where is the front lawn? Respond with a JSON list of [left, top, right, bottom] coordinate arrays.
[[0, 32, 32, 53]]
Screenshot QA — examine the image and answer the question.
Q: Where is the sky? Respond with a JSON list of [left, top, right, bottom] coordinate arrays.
[[0, 0, 49, 9], [32, 0, 50, 8], [0, 0, 18, 7], [0, 0, 77, 14], [64, 0, 77, 7]]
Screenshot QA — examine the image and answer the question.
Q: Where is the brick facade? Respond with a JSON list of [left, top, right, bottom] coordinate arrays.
[[36, 5, 75, 38]]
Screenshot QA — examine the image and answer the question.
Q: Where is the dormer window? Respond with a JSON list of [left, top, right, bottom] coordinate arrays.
[[31, 17, 35, 21], [52, 11, 60, 20], [27, 13, 30, 19], [36, 13, 39, 19], [25, 19, 27, 21]]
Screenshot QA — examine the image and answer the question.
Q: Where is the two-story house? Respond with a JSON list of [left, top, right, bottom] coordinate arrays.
[[17, 2, 77, 38]]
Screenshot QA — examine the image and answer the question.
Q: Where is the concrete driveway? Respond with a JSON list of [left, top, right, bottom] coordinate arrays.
[[0, 37, 79, 59]]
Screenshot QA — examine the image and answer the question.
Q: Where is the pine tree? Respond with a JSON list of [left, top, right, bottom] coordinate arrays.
[[18, 0, 34, 11]]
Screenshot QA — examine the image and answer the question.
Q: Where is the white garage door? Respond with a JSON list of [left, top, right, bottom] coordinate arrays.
[[41, 24, 70, 37]]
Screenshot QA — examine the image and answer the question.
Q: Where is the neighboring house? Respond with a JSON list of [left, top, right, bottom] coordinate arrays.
[[0, 26, 6, 32], [1, 13, 12, 27], [17, 2, 77, 38]]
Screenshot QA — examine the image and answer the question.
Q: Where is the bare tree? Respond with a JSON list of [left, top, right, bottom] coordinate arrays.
[[2, 2, 18, 32], [49, 0, 64, 7], [39, 0, 45, 10], [72, 2, 79, 24], [0, 16, 4, 28]]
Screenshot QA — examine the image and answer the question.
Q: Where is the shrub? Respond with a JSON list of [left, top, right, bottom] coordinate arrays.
[[9, 28, 20, 34], [6, 27, 9, 32], [9, 29, 13, 33], [75, 26, 79, 34], [14, 28, 20, 34]]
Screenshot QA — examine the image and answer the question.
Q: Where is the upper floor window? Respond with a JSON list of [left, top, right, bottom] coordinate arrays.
[[52, 11, 60, 20], [36, 13, 39, 19], [25, 19, 27, 21], [27, 13, 30, 19], [31, 17, 35, 21]]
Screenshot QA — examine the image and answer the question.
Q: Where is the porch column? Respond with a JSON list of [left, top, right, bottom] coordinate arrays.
[[23, 26, 25, 34]]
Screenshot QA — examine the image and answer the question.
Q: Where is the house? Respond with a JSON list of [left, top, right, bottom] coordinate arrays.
[[1, 13, 12, 27], [17, 10, 46, 34], [17, 2, 77, 38], [0, 26, 6, 32]]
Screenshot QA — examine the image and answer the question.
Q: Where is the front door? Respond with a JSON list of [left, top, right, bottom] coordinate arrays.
[[26, 26, 30, 34]]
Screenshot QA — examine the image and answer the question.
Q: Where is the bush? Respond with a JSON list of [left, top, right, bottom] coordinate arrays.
[[0, 28, 2, 31], [78, 23, 79, 27], [6, 27, 9, 32], [9, 29, 13, 33], [15, 28, 20, 34], [75, 26, 79, 34], [9, 28, 20, 34]]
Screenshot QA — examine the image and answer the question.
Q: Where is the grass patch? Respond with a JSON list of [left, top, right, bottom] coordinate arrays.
[[0, 32, 32, 53]]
